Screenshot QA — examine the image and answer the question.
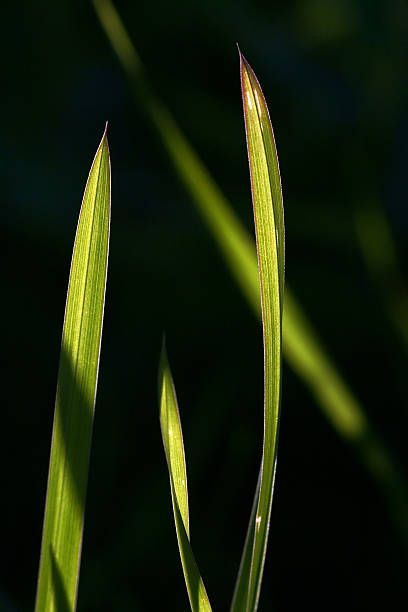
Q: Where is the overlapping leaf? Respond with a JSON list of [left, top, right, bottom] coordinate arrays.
[[35, 127, 111, 612]]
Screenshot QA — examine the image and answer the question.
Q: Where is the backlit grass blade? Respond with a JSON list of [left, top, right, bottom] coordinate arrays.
[[92, 0, 408, 544], [35, 126, 111, 612], [230, 50, 284, 612], [159, 342, 212, 612]]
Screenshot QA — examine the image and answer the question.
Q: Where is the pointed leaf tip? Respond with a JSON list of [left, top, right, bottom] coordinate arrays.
[[238, 47, 252, 75]]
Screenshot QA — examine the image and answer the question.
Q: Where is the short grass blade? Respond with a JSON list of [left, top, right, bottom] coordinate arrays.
[[230, 50, 284, 612], [159, 342, 212, 612], [92, 0, 408, 545], [35, 126, 111, 612]]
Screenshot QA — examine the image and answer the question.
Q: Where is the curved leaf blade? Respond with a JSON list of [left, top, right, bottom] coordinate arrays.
[[159, 342, 212, 612], [35, 126, 111, 612], [231, 51, 284, 612]]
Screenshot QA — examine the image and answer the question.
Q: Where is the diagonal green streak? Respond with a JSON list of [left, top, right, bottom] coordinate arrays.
[[35, 127, 110, 612]]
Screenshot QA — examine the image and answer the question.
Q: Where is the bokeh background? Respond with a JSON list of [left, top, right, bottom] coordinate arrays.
[[3, 0, 408, 610]]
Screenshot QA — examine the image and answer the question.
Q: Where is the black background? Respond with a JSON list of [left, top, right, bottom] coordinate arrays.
[[3, 1, 408, 610]]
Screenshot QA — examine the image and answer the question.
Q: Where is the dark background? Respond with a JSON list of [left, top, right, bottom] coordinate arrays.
[[3, 0, 408, 610]]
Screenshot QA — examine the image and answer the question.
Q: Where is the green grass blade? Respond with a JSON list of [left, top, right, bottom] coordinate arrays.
[[159, 342, 212, 612], [35, 126, 111, 612], [239, 50, 285, 301], [92, 0, 408, 544], [230, 50, 284, 612]]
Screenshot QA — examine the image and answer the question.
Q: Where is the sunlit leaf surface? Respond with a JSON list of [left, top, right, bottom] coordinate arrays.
[[159, 342, 212, 612], [230, 50, 284, 612], [35, 127, 110, 612]]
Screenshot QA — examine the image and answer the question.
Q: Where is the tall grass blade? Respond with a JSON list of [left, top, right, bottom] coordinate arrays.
[[92, 0, 408, 544], [159, 342, 212, 612], [230, 50, 284, 612], [35, 126, 111, 612]]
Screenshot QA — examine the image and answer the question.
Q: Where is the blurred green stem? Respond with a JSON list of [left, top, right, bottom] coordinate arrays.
[[354, 198, 408, 350]]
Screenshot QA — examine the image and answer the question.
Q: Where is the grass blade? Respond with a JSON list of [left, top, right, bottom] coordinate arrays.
[[159, 342, 212, 612], [230, 50, 284, 612], [92, 0, 408, 544], [35, 126, 111, 612]]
